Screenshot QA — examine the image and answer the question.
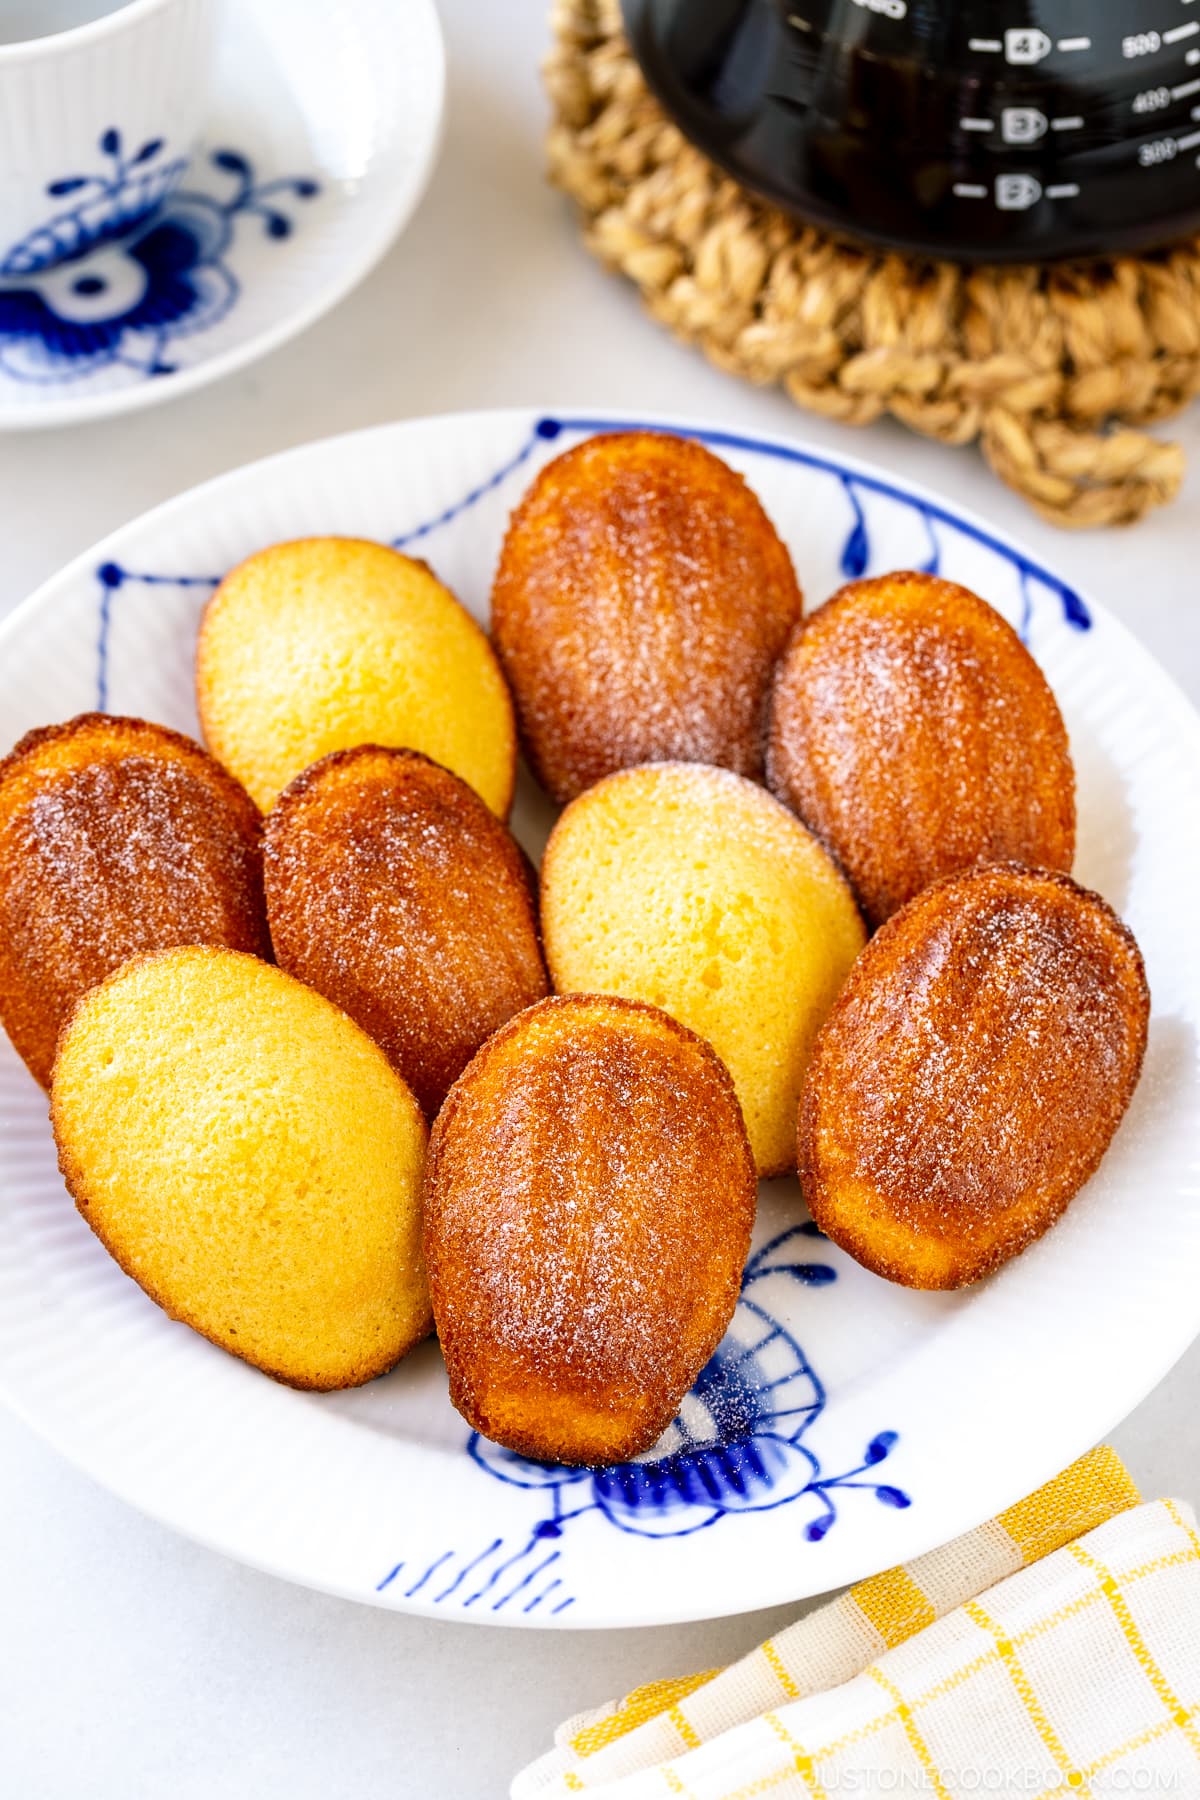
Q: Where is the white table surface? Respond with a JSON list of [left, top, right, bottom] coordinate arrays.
[[2, 4, 1199, 1795]]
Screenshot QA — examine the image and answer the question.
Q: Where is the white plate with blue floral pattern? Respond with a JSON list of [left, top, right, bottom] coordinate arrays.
[[0, 0, 443, 429], [1, 408, 1199, 1628]]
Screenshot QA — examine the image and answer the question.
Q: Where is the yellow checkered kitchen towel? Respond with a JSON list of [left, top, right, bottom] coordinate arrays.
[[513, 1448, 1200, 1798]]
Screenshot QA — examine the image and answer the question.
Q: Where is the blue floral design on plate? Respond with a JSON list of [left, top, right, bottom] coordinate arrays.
[[0, 131, 318, 385], [467, 1226, 907, 1545], [376, 1228, 908, 1612], [90, 410, 1090, 706]]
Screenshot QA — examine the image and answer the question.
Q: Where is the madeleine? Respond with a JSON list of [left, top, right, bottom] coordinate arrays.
[[424, 994, 756, 1465], [197, 537, 516, 814], [767, 571, 1075, 927], [264, 746, 548, 1117], [799, 865, 1149, 1289], [492, 431, 802, 802], [0, 712, 267, 1089], [541, 762, 865, 1175], [53, 947, 430, 1389]]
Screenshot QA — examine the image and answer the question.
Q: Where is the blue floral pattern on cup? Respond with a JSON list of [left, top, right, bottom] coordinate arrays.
[[0, 131, 318, 384]]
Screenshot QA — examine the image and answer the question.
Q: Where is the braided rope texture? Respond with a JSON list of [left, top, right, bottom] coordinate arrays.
[[545, 0, 1200, 526]]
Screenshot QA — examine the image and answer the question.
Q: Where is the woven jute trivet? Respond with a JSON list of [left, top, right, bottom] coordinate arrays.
[[545, 0, 1200, 526]]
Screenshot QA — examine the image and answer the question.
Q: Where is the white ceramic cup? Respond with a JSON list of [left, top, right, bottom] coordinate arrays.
[[0, 0, 219, 279]]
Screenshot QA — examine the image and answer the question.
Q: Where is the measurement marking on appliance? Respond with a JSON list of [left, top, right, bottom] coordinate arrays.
[[1004, 28, 1051, 62], [1176, 126, 1200, 147], [1165, 21, 1200, 42], [968, 38, 1002, 52], [1051, 115, 1084, 129], [1172, 77, 1200, 96], [1003, 107, 1048, 141], [1057, 37, 1091, 52], [960, 117, 994, 131], [996, 174, 1043, 208], [954, 177, 1080, 209]]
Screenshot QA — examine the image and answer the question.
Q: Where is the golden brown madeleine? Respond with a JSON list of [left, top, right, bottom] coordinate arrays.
[[491, 431, 803, 802], [766, 572, 1075, 928], [0, 713, 268, 1088], [52, 946, 430, 1390], [263, 746, 549, 1118], [424, 994, 757, 1465], [196, 537, 517, 816], [541, 763, 865, 1178], [798, 864, 1149, 1290]]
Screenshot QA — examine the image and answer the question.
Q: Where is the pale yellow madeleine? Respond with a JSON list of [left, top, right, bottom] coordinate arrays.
[[541, 762, 866, 1176], [196, 536, 516, 815], [52, 945, 430, 1390]]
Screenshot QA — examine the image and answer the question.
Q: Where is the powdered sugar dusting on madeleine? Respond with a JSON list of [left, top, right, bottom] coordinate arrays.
[[264, 746, 547, 1119], [0, 715, 267, 1087], [767, 573, 1075, 927], [492, 432, 803, 803], [799, 863, 1149, 1290], [423, 993, 756, 1465]]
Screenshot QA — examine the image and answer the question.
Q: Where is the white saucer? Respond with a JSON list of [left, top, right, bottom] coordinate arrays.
[[0, 0, 444, 429]]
